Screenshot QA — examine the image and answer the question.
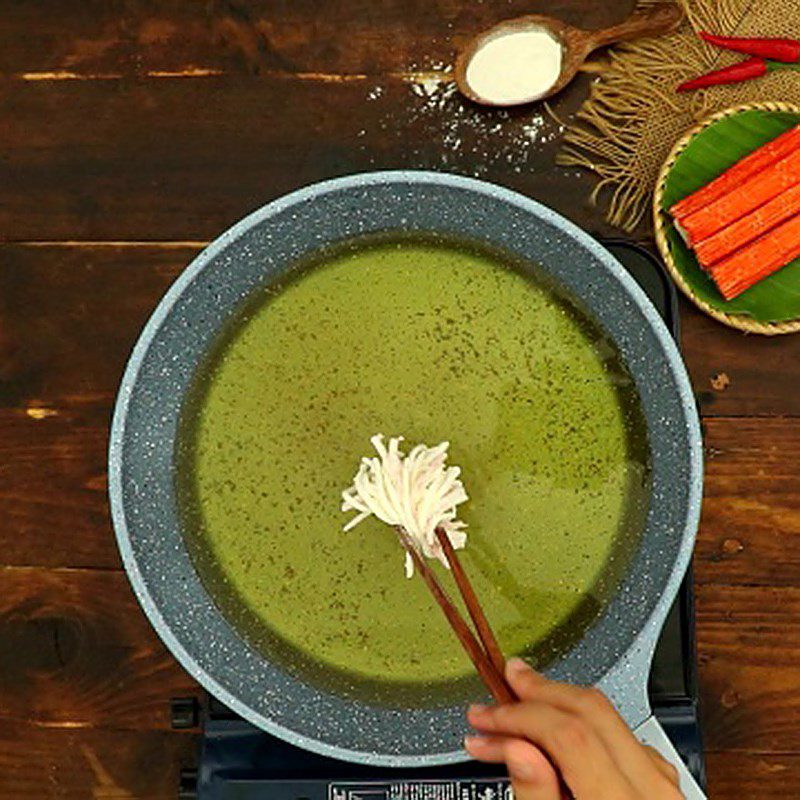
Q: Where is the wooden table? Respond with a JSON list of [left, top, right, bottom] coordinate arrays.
[[1, 2, 799, 797]]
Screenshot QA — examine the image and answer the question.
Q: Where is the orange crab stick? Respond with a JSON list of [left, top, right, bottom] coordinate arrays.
[[710, 211, 800, 299], [695, 181, 800, 268], [670, 124, 800, 220], [679, 146, 800, 245]]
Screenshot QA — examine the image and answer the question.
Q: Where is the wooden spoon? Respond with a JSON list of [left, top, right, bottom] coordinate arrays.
[[455, 3, 684, 107]]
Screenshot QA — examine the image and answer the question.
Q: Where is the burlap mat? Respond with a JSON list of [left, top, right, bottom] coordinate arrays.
[[559, 0, 800, 233]]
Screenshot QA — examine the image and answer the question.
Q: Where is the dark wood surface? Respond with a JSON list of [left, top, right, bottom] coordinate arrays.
[[1, 2, 799, 797]]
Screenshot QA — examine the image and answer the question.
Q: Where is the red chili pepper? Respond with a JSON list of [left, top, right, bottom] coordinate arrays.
[[677, 57, 800, 92], [677, 57, 767, 92], [700, 31, 800, 63]]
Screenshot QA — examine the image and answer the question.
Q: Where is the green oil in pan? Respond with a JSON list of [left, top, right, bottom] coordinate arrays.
[[176, 235, 650, 702]]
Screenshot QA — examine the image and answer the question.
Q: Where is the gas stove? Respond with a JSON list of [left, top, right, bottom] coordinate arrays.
[[174, 240, 706, 799]]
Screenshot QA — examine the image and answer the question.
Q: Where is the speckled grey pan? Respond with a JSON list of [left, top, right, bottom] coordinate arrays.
[[109, 172, 704, 796]]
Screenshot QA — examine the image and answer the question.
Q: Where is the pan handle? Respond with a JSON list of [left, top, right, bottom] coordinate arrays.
[[633, 715, 706, 799]]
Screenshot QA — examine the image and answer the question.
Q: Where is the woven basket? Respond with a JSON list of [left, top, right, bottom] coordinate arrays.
[[653, 101, 800, 335]]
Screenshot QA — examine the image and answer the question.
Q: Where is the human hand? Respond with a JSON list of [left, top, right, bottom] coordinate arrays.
[[465, 658, 683, 799]]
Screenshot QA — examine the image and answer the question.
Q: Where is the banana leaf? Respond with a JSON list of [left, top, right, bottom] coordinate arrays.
[[660, 109, 800, 322]]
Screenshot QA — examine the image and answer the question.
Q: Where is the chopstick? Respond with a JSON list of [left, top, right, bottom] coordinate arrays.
[[400, 528, 574, 798], [395, 526, 517, 704], [417, 530, 575, 798], [435, 527, 507, 677]]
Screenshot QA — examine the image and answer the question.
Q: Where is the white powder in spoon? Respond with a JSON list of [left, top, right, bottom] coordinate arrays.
[[466, 29, 562, 105]]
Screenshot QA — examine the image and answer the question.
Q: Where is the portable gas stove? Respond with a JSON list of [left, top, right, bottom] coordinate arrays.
[[173, 241, 706, 799]]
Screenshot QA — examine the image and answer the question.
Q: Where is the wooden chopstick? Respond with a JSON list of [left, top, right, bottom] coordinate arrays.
[[395, 527, 516, 704], [399, 529, 573, 797], [435, 527, 507, 678], [428, 529, 573, 798]]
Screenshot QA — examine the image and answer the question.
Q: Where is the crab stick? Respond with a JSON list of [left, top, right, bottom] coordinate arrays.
[[679, 146, 800, 245], [670, 124, 800, 220], [695, 181, 800, 268], [710, 211, 800, 299]]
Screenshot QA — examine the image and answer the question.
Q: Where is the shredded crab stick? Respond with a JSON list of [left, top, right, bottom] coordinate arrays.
[[341, 435, 468, 578], [678, 145, 800, 245], [710, 211, 800, 299], [695, 181, 800, 268], [670, 124, 800, 220]]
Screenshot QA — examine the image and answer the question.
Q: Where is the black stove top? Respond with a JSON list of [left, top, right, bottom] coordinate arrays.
[[175, 240, 705, 799]]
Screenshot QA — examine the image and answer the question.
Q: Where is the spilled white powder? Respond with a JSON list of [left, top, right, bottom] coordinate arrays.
[[410, 74, 445, 97], [359, 63, 567, 177], [341, 435, 468, 578], [466, 29, 562, 105], [522, 117, 546, 143]]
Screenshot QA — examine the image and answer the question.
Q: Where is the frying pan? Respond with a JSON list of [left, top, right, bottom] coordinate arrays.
[[109, 172, 704, 797]]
